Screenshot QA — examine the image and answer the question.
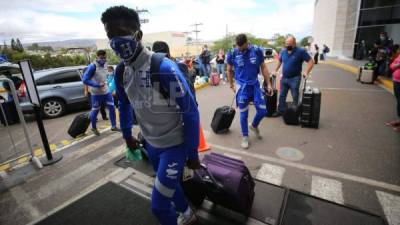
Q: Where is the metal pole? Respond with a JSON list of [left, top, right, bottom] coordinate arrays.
[[0, 78, 43, 168], [0, 102, 18, 156]]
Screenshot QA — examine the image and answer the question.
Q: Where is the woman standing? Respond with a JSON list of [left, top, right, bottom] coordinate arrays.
[[388, 50, 400, 132], [216, 49, 226, 83]]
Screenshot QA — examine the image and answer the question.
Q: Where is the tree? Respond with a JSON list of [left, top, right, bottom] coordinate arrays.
[[11, 39, 17, 51], [3, 41, 8, 50], [16, 38, 24, 52], [300, 36, 312, 47]]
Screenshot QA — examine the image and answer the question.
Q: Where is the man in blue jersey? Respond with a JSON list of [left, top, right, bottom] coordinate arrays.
[[272, 36, 314, 117], [82, 50, 119, 135], [101, 6, 200, 225], [227, 34, 273, 149]]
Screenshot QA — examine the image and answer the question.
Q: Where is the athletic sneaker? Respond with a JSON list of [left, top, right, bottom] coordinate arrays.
[[91, 128, 100, 136], [249, 124, 262, 140], [178, 207, 198, 225], [241, 136, 250, 149], [111, 127, 121, 132]]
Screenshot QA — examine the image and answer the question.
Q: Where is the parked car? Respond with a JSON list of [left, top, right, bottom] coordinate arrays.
[[19, 66, 89, 118]]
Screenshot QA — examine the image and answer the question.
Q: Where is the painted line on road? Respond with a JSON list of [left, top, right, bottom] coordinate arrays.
[[223, 153, 242, 160], [37, 144, 124, 199], [320, 87, 386, 92], [376, 191, 400, 225], [209, 143, 400, 193], [311, 175, 344, 204], [256, 163, 285, 186]]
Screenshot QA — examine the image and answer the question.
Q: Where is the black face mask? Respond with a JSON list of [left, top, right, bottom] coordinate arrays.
[[286, 46, 293, 51]]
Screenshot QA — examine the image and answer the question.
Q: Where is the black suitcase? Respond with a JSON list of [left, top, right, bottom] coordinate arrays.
[[301, 87, 321, 128], [0, 101, 20, 126], [264, 77, 278, 117], [211, 106, 235, 134], [68, 113, 90, 138], [283, 102, 301, 125]]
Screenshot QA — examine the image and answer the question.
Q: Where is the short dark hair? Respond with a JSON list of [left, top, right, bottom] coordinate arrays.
[[152, 41, 170, 58], [97, 50, 106, 56], [236, 34, 247, 47], [101, 6, 141, 39], [107, 65, 114, 71]]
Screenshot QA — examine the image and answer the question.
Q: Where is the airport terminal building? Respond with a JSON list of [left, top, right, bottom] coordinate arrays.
[[312, 0, 400, 59]]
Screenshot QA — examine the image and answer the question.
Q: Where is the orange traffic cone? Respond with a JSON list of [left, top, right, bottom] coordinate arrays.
[[198, 124, 211, 152]]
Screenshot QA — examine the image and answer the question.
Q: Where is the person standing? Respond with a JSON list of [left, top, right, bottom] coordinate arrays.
[[388, 52, 400, 132], [227, 34, 273, 149], [314, 44, 319, 64], [216, 48, 226, 83], [82, 50, 119, 135], [107, 65, 118, 108], [200, 45, 211, 78], [101, 6, 200, 225], [272, 36, 314, 117]]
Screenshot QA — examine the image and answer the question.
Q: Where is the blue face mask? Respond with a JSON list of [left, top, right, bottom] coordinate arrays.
[[97, 59, 106, 66], [110, 35, 138, 62]]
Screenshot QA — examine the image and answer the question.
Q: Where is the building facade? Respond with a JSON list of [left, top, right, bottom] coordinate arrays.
[[312, 0, 400, 59]]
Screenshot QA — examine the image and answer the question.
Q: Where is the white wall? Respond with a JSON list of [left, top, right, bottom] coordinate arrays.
[[312, 0, 338, 52]]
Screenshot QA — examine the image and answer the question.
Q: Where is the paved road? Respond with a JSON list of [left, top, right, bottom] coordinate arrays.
[[0, 62, 399, 225]]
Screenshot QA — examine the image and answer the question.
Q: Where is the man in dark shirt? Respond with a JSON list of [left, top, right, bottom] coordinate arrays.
[[199, 45, 211, 77], [272, 36, 314, 117]]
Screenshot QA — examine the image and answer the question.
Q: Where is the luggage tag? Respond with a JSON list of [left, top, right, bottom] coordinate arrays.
[[182, 166, 194, 181]]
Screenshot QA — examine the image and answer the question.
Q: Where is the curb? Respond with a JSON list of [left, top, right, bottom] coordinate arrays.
[[0, 83, 211, 172], [322, 60, 393, 92]]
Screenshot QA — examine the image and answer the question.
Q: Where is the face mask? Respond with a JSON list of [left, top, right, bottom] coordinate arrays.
[[286, 46, 293, 51], [110, 34, 139, 62], [97, 59, 106, 66]]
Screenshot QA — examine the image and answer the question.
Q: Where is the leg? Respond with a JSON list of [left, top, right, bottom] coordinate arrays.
[[149, 144, 187, 225], [90, 95, 101, 129], [395, 81, 400, 119], [105, 93, 117, 128], [238, 101, 250, 137], [289, 76, 301, 105], [278, 78, 290, 113], [100, 101, 107, 120], [252, 102, 267, 128]]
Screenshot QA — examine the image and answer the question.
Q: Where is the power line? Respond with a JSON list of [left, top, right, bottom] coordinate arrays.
[[136, 7, 149, 24], [191, 22, 203, 44]]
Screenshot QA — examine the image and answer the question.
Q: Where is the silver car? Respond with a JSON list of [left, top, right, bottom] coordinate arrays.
[[19, 66, 89, 118]]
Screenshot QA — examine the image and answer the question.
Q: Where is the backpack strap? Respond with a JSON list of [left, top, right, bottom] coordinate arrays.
[[150, 53, 169, 100]]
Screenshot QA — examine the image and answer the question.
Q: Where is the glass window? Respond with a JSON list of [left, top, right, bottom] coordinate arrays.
[[359, 6, 400, 26], [36, 75, 54, 86], [53, 71, 81, 84], [361, 0, 400, 9]]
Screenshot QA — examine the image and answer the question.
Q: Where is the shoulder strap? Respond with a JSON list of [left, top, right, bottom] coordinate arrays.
[[150, 53, 169, 99]]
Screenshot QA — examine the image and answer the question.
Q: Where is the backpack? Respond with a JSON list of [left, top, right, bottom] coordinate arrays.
[[116, 53, 195, 101]]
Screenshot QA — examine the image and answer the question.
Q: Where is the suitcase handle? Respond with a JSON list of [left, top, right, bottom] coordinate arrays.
[[195, 164, 224, 191]]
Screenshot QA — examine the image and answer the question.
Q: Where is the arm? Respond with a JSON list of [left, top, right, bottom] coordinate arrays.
[[82, 64, 102, 88], [84, 85, 89, 96], [114, 63, 134, 141], [274, 56, 282, 75], [159, 60, 200, 161], [303, 51, 315, 78], [390, 58, 400, 71]]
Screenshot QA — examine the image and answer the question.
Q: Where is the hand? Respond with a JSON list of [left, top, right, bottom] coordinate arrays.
[[125, 136, 141, 150], [302, 73, 309, 79], [230, 83, 236, 93], [84, 91, 88, 97], [186, 158, 202, 170], [266, 85, 273, 96], [271, 71, 278, 78]]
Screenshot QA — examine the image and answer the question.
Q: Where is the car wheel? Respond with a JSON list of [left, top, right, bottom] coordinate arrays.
[[42, 98, 66, 118]]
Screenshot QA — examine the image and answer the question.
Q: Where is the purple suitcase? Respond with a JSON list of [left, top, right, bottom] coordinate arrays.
[[200, 152, 255, 216]]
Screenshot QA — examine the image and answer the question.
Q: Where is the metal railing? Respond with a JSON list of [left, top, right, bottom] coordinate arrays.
[[0, 78, 42, 169]]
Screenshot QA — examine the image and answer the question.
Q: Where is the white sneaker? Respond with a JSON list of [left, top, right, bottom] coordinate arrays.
[[249, 124, 262, 140], [241, 136, 250, 149], [178, 207, 198, 225]]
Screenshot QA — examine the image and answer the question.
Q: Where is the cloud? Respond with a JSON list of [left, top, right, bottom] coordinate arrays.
[[0, 0, 314, 43]]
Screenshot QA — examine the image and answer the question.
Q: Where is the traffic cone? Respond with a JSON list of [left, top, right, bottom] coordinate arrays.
[[198, 124, 211, 152]]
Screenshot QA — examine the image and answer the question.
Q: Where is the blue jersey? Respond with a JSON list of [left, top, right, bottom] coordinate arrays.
[[227, 45, 264, 84]]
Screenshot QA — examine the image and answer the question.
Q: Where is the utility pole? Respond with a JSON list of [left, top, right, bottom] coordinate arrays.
[[191, 22, 203, 54], [136, 7, 149, 24]]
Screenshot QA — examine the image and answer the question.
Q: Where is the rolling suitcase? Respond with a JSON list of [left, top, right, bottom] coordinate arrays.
[[301, 87, 321, 129], [68, 112, 90, 138], [211, 95, 235, 134], [283, 78, 307, 125], [358, 67, 374, 84], [264, 76, 278, 117], [201, 152, 255, 216]]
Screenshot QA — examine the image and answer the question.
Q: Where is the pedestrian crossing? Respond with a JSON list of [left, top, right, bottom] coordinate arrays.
[[222, 155, 400, 225]]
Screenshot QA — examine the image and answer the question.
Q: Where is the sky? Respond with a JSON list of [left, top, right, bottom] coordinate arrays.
[[0, 0, 315, 44]]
